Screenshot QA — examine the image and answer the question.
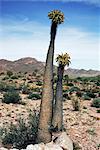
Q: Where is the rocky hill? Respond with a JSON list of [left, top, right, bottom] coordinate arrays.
[[0, 57, 100, 77], [64, 68, 100, 77], [0, 57, 45, 74]]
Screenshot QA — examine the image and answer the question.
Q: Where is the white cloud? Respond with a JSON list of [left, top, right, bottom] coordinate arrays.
[[0, 19, 100, 70]]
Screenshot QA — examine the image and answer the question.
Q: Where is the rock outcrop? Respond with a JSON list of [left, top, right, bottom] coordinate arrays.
[[0, 132, 73, 150]]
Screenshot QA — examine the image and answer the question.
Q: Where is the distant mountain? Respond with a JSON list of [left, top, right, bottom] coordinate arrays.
[[64, 68, 100, 78], [0, 57, 45, 74], [0, 57, 100, 77]]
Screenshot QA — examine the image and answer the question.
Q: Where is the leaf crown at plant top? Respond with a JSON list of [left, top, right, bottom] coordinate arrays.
[[56, 53, 71, 67], [48, 10, 64, 24]]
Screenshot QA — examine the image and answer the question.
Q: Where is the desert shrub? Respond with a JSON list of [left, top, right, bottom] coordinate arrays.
[[2, 76, 9, 80], [0, 83, 16, 92], [91, 98, 100, 108], [28, 93, 41, 100], [0, 82, 5, 92], [1, 112, 39, 149], [72, 99, 80, 111], [97, 109, 100, 113], [86, 128, 96, 135], [32, 87, 41, 92], [96, 82, 100, 86], [69, 86, 80, 92], [76, 77, 82, 81], [63, 88, 69, 93], [63, 75, 69, 84], [63, 93, 70, 100], [36, 81, 42, 86], [91, 87, 100, 93], [2, 91, 21, 104], [86, 91, 96, 98], [67, 83, 74, 86], [0, 72, 4, 76], [73, 142, 81, 150], [5, 85, 16, 92], [11, 75, 18, 79], [22, 85, 30, 94], [83, 94, 91, 100], [76, 91, 82, 97], [83, 106, 87, 109], [7, 70, 13, 77], [72, 97, 80, 111], [24, 72, 27, 74], [28, 80, 33, 83], [32, 71, 36, 76], [22, 78, 26, 81]]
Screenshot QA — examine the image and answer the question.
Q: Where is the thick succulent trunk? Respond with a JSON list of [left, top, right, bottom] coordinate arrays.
[[37, 22, 57, 143], [52, 64, 64, 131]]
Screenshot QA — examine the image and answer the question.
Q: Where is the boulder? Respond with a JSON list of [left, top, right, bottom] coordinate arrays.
[[54, 132, 73, 150], [10, 149, 19, 150], [45, 141, 63, 150], [26, 143, 45, 150], [0, 148, 8, 150]]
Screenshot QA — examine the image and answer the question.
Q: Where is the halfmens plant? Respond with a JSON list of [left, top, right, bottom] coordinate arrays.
[[37, 10, 64, 143], [52, 53, 71, 131]]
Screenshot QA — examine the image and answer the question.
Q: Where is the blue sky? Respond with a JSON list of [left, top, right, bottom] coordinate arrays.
[[0, 0, 100, 70]]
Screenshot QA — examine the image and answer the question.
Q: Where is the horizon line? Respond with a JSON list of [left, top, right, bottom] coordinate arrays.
[[0, 56, 100, 71]]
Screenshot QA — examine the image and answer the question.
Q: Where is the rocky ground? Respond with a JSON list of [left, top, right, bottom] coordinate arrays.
[[0, 94, 100, 150], [63, 100, 100, 150]]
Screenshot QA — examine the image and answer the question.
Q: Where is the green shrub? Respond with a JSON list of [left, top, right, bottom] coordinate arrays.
[[2, 91, 21, 104], [86, 91, 96, 98], [69, 86, 80, 92], [32, 87, 41, 92], [83, 94, 91, 100], [2, 76, 9, 80], [96, 82, 100, 86], [67, 83, 74, 86], [7, 70, 13, 77], [5, 85, 16, 92], [11, 75, 18, 79], [1, 112, 39, 149], [91, 98, 100, 108], [28, 93, 41, 100], [22, 86, 30, 94], [0, 83, 16, 92], [97, 109, 100, 113], [0, 82, 5, 92], [63, 75, 69, 85], [36, 81, 42, 86]]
